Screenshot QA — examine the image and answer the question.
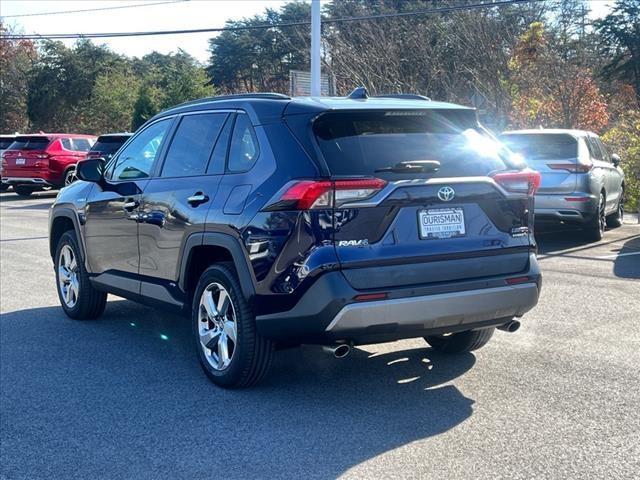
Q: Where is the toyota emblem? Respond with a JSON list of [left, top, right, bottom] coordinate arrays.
[[437, 186, 455, 202]]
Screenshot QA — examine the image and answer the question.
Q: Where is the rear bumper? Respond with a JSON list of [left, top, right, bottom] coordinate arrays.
[[534, 192, 597, 224], [1, 177, 53, 187], [256, 253, 541, 345]]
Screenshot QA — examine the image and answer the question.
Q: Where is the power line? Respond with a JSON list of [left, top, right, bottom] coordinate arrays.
[[1, 0, 545, 40], [0, 0, 188, 19]]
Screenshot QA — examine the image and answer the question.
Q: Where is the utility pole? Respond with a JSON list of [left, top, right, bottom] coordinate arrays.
[[310, 0, 321, 97]]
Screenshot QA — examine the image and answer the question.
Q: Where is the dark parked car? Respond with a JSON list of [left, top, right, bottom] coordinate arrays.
[[85, 133, 132, 161], [1, 133, 96, 196], [49, 90, 542, 388]]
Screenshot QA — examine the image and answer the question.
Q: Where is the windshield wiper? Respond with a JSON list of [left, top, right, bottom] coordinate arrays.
[[375, 160, 441, 174]]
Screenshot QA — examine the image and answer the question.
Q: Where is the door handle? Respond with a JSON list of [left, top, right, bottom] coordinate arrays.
[[187, 193, 209, 207], [123, 199, 139, 211]]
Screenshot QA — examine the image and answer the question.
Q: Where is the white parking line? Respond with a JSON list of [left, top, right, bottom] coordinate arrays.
[[595, 251, 640, 259]]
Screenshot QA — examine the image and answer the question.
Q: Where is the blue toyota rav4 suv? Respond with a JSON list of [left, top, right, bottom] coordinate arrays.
[[49, 89, 542, 388]]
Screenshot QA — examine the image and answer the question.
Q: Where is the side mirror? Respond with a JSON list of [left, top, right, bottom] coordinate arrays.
[[76, 157, 104, 183], [611, 154, 621, 167]]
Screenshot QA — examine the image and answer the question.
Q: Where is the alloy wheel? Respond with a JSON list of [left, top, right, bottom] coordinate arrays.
[[58, 245, 79, 308], [198, 282, 238, 371], [64, 169, 77, 186]]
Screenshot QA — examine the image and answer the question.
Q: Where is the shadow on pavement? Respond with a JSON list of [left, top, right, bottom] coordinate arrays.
[[0, 191, 58, 203], [1, 301, 476, 479], [613, 235, 640, 279]]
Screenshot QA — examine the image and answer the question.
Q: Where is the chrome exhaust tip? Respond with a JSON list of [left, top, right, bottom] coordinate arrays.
[[323, 344, 351, 358], [497, 320, 521, 333]]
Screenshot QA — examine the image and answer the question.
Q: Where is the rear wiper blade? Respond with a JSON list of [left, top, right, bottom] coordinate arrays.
[[375, 160, 441, 174]]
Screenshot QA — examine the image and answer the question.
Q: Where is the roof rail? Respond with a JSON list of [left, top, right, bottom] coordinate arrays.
[[168, 92, 291, 110], [374, 94, 431, 101]]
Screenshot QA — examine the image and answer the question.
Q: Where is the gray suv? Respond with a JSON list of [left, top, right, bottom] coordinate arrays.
[[499, 129, 625, 240]]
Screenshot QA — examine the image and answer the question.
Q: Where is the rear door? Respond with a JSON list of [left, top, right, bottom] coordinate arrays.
[[499, 133, 581, 194], [311, 110, 535, 290]]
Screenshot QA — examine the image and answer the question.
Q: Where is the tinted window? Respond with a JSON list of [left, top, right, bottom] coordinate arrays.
[[0, 139, 14, 149], [500, 134, 578, 160], [162, 113, 227, 177], [207, 116, 233, 174], [108, 119, 171, 180], [227, 114, 259, 172], [72, 138, 93, 152], [8, 136, 51, 151], [90, 136, 130, 155], [315, 110, 511, 177]]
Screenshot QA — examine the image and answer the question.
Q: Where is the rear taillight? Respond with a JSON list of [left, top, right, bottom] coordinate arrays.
[[34, 154, 50, 168], [547, 162, 592, 173], [491, 170, 541, 196], [270, 178, 387, 210]]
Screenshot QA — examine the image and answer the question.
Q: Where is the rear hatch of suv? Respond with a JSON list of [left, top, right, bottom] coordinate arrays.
[[499, 132, 588, 194], [290, 108, 538, 290], [2, 136, 53, 177]]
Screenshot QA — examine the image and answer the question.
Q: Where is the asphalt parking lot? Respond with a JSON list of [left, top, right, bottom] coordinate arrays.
[[1, 190, 639, 480]]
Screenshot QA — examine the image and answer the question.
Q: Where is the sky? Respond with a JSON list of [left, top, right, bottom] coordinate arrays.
[[1, 0, 614, 64]]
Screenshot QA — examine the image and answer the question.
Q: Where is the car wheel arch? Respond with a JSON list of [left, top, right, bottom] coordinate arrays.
[[50, 209, 85, 262], [179, 232, 257, 303]]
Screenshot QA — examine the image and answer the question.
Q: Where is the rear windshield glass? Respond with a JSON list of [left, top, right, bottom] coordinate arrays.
[[0, 139, 14, 149], [7, 136, 51, 151], [90, 136, 129, 154], [499, 133, 578, 160], [91, 137, 129, 154], [313, 110, 514, 177]]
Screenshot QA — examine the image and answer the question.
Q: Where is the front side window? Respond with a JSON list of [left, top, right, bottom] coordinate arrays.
[[108, 119, 171, 180], [161, 113, 228, 177], [227, 114, 259, 172]]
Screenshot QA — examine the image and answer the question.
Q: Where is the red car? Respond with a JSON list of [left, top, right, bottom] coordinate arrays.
[[1, 133, 97, 197]]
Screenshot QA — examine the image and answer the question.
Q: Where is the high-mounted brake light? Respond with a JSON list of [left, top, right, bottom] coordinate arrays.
[[491, 170, 541, 196], [270, 178, 387, 210]]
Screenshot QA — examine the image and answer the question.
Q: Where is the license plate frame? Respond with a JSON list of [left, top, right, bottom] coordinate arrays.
[[15, 158, 25, 165], [418, 207, 466, 240]]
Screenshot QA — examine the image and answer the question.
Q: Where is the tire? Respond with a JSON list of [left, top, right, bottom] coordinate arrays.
[[54, 231, 107, 320], [606, 190, 624, 228], [192, 264, 274, 388], [583, 192, 606, 242], [63, 167, 77, 187], [14, 186, 35, 197], [424, 327, 495, 354]]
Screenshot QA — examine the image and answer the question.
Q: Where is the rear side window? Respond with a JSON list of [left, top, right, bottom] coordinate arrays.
[[8, 136, 51, 151], [162, 113, 228, 177], [500, 134, 578, 160], [61, 138, 93, 152], [227, 114, 259, 172], [313, 110, 510, 177], [586, 136, 605, 161]]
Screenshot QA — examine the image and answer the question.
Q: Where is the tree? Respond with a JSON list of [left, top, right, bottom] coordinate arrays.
[[131, 84, 161, 130], [508, 22, 609, 132], [0, 23, 37, 132], [595, 0, 640, 101], [84, 70, 139, 134]]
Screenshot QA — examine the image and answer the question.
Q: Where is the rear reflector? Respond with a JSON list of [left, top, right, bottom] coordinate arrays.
[[547, 163, 592, 173], [564, 196, 590, 202], [506, 276, 531, 285], [271, 178, 387, 210], [353, 293, 388, 302], [491, 170, 541, 196]]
